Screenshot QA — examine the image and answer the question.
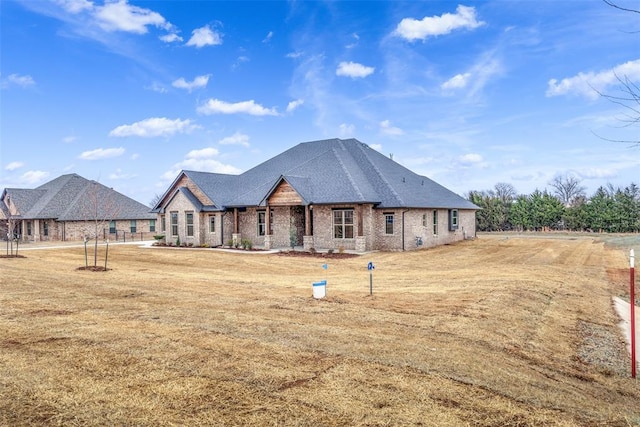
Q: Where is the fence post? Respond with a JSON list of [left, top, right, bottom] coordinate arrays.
[[631, 249, 636, 378]]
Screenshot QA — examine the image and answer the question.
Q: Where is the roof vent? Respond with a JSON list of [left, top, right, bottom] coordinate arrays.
[[389, 153, 393, 160], [402, 177, 405, 183]]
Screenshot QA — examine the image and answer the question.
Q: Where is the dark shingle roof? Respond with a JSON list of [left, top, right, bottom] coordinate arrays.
[[164, 138, 478, 210], [2, 174, 155, 220]]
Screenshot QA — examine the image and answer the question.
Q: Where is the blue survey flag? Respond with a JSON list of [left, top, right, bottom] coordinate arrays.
[[322, 263, 328, 270]]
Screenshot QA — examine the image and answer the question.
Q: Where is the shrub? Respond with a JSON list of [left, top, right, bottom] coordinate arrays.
[[176, 237, 181, 246], [241, 239, 253, 250]]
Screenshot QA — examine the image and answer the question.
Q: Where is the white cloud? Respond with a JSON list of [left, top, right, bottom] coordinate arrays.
[[546, 59, 640, 100], [380, 120, 404, 136], [161, 147, 241, 182], [21, 170, 50, 185], [1, 73, 36, 88], [197, 99, 278, 116], [455, 153, 486, 168], [339, 123, 355, 137], [62, 135, 77, 143], [130, 153, 140, 160], [441, 53, 502, 97], [369, 143, 383, 152], [186, 25, 223, 48], [95, 0, 171, 34], [55, 0, 93, 14], [160, 33, 183, 43], [5, 161, 24, 171], [394, 5, 485, 42], [172, 74, 210, 92], [336, 61, 375, 78], [286, 99, 304, 113], [286, 51, 304, 59], [109, 117, 199, 138], [442, 72, 471, 90], [146, 82, 167, 93], [78, 147, 125, 160], [219, 132, 250, 147], [262, 31, 273, 43], [109, 169, 136, 180]]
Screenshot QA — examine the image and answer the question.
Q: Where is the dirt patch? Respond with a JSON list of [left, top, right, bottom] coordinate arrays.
[[76, 266, 110, 272], [0, 254, 26, 259], [276, 250, 359, 259]]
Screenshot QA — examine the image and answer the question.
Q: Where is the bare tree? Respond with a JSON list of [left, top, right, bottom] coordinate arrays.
[[549, 173, 586, 207], [494, 182, 517, 203], [149, 193, 162, 208], [79, 181, 122, 269], [598, 1, 640, 144]]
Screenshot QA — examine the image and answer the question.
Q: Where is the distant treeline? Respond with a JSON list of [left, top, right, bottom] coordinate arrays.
[[467, 178, 640, 233]]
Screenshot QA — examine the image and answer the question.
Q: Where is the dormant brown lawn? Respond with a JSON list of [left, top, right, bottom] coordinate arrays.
[[1, 235, 638, 426]]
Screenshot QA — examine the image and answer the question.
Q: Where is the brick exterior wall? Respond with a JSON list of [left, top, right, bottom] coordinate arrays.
[[158, 180, 477, 252]]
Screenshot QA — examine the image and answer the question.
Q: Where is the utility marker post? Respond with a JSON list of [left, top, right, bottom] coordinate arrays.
[[367, 262, 375, 295], [631, 249, 636, 378]]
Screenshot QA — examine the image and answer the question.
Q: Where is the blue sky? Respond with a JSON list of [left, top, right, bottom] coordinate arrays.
[[1, 0, 639, 206]]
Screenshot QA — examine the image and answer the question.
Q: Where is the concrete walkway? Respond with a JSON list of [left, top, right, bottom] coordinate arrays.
[[613, 297, 640, 362]]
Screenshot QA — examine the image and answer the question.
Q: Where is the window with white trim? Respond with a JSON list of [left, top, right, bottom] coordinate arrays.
[[170, 212, 178, 236], [333, 209, 354, 239], [186, 212, 194, 237], [384, 213, 394, 235], [433, 210, 438, 235], [209, 215, 216, 233]]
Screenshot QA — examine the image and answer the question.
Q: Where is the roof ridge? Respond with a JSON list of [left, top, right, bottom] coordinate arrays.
[[356, 143, 404, 206], [333, 147, 365, 201]]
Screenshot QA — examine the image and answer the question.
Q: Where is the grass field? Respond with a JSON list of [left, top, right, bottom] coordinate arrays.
[[1, 235, 639, 426]]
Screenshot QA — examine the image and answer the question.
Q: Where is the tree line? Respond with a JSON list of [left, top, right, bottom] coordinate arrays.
[[467, 175, 640, 233]]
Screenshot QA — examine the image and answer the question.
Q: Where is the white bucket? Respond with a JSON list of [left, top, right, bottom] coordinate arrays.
[[313, 280, 326, 299]]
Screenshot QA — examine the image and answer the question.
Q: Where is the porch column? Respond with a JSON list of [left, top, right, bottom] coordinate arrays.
[[355, 204, 366, 253], [232, 208, 241, 247], [265, 203, 271, 235], [303, 204, 314, 251], [305, 205, 311, 236], [33, 219, 40, 242]]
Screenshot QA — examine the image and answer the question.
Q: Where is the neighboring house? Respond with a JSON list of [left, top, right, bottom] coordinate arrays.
[[1, 174, 157, 242], [153, 138, 479, 252]]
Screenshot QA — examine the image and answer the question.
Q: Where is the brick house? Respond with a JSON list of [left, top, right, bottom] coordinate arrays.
[[153, 138, 479, 252], [1, 174, 157, 242]]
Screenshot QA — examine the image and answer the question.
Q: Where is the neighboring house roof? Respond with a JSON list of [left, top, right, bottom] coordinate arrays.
[[155, 138, 478, 211], [1, 173, 155, 220]]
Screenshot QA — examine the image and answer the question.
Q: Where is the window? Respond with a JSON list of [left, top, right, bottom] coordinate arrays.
[[384, 213, 394, 235], [258, 211, 266, 236], [433, 210, 438, 235], [161, 215, 166, 232], [170, 212, 178, 236], [27, 221, 32, 236], [449, 209, 459, 231], [257, 210, 274, 236], [186, 212, 194, 237], [149, 219, 156, 233], [422, 213, 427, 227], [209, 215, 216, 233], [109, 220, 116, 234], [130, 220, 137, 233], [43, 221, 49, 237], [333, 209, 354, 239]]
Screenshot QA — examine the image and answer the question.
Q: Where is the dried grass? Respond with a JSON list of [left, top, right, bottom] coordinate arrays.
[[1, 235, 639, 426]]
